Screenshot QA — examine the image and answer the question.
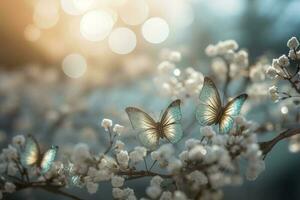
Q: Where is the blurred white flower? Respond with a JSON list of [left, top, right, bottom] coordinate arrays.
[[234, 50, 248, 68], [268, 86, 279, 102], [146, 185, 162, 199], [168, 51, 182, 62], [157, 61, 175, 74], [160, 191, 172, 200], [114, 140, 125, 153], [129, 146, 147, 163], [116, 150, 129, 168], [266, 65, 277, 79], [7, 162, 17, 176], [112, 188, 125, 199], [278, 55, 289, 67], [187, 170, 208, 187], [173, 191, 187, 200], [2, 145, 18, 161], [201, 126, 216, 138], [72, 143, 91, 163], [288, 50, 297, 60], [4, 182, 16, 193], [249, 63, 267, 82], [205, 44, 217, 57], [188, 145, 207, 161], [111, 175, 125, 188], [113, 124, 124, 135], [150, 176, 163, 187], [12, 135, 25, 147], [86, 181, 98, 194], [101, 118, 113, 131], [287, 37, 299, 49]]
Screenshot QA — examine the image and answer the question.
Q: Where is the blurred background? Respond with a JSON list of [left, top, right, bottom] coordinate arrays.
[[1, 0, 300, 199]]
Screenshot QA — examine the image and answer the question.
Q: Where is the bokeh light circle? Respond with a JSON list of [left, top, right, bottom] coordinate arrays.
[[34, 0, 60, 29], [142, 17, 169, 44], [60, 0, 81, 15], [109, 27, 136, 55], [167, 0, 195, 29], [74, 0, 94, 13], [119, 0, 149, 26], [80, 10, 114, 42], [62, 54, 87, 78]]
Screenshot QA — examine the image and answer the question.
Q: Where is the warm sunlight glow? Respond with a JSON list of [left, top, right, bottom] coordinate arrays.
[[108, 27, 136, 54], [80, 10, 114, 42], [142, 17, 169, 44], [34, 0, 60, 29], [24, 24, 41, 42], [119, 0, 149, 26]]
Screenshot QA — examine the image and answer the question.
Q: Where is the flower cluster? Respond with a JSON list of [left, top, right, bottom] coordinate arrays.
[[154, 50, 204, 99], [266, 37, 300, 102], [206, 40, 249, 80]]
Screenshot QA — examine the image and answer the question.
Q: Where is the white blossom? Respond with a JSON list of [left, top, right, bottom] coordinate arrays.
[[288, 50, 297, 60], [113, 124, 124, 135], [111, 175, 125, 188], [187, 170, 208, 187], [72, 143, 91, 163], [278, 55, 289, 67], [160, 191, 172, 200], [269, 86, 279, 102], [168, 51, 182, 62], [173, 191, 187, 200], [146, 185, 162, 199], [287, 36, 299, 49], [129, 146, 147, 163], [12, 135, 25, 146], [116, 150, 129, 168], [234, 50, 248, 68], [2, 145, 17, 161], [157, 61, 175, 74], [201, 126, 216, 138], [188, 145, 207, 160], [266, 65, 277, 79], [185, 138, 201, 150], [114, 140, 125, 153], [4, 182, 16, 193], [101, 118, 113, 131], [112, 188, 125, 199], [150, 176, 163, 187], [86, 182, 98, 194], [205, 44, 217, 56]]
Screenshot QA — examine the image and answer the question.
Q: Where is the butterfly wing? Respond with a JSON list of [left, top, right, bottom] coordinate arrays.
[[21, 135, 40, 167], [219, 94, 248, 133], [196, 77, 222, 125], [126, 107, 159, 148], [160, 99, 183, 143], [40, 145, 58, 174]]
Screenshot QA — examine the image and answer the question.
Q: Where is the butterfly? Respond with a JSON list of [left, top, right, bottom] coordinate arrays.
[[196, 77, 248, 133], [126, 99, 183, 149], [21, 135, 58, 174]]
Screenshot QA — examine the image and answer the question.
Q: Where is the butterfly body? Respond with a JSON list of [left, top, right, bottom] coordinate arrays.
[[126, 100, 183, 149], [155, 122, 166, 139], [196, 77, 248, 133]]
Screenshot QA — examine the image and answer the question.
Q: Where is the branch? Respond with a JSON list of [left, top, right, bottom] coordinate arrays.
[[259, 128, 300, 158], [15, 182, 85, 200], [119, 170, 172, 180]]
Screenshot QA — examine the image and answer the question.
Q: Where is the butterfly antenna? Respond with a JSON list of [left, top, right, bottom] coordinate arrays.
[[221, 90, 226, 106], [159, 110, 164, 120]]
